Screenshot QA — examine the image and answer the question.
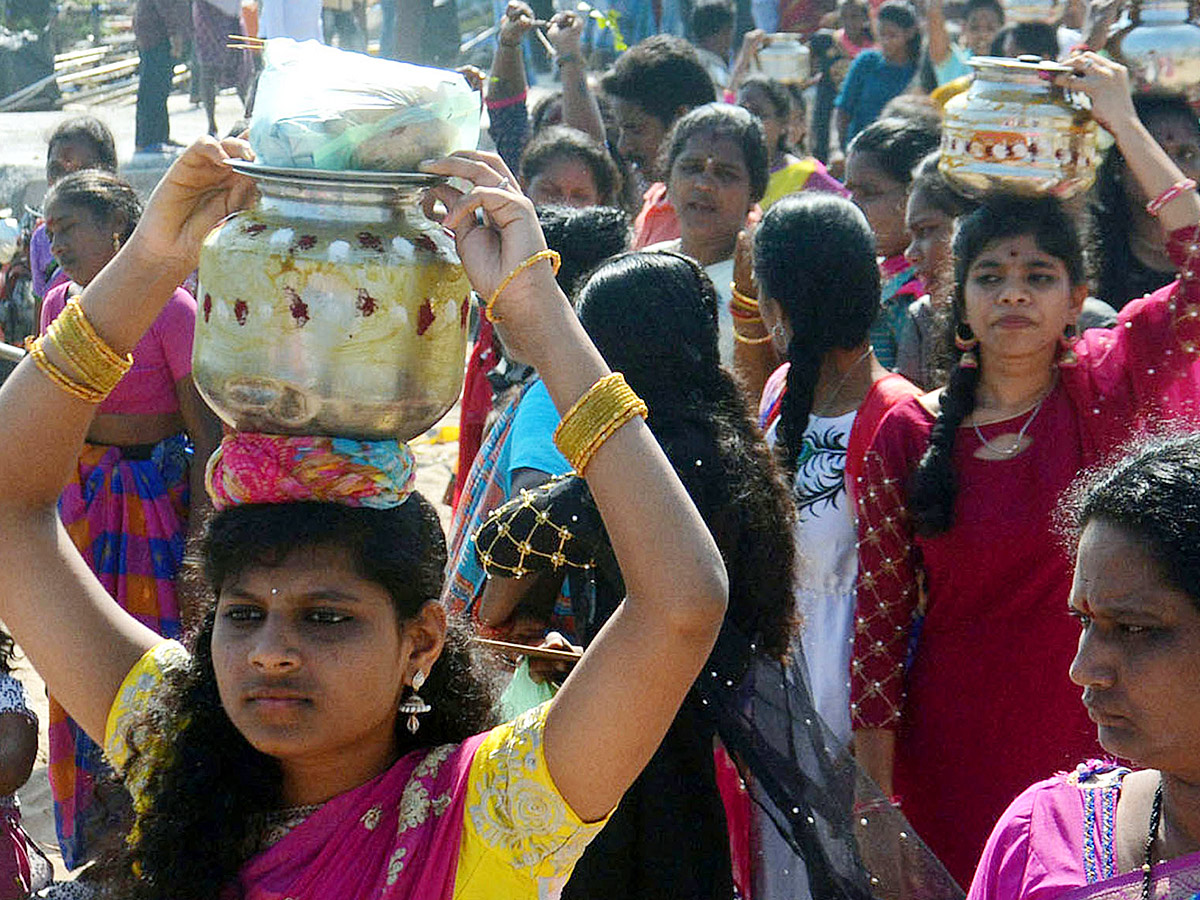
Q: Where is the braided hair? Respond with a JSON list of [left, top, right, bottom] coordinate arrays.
[[908, 195, 1085, 535], [754, 193, 881, 477]]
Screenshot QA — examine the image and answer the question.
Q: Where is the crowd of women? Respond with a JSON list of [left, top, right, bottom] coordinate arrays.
[[1, 0, 1200, 896]]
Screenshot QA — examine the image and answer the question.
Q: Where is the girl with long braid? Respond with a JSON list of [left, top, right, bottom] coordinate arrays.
[[756, 192, 920, 749], [850, 54, 1200, 887]]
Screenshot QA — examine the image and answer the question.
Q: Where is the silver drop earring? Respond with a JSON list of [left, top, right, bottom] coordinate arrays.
[[399, 670, 431, 734]]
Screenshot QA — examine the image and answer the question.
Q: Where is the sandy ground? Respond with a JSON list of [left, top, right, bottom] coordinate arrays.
[[9, 409, 462, 880]]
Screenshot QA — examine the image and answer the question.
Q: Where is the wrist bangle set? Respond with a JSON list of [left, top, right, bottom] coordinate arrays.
[[730, 282, 772, 344], [25, 300, 132, 403], [1147, 178, 1198, 217], [553, 372, 649, 474]]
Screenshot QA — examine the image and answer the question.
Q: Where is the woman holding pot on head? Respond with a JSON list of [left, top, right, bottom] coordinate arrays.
[[646, 102, 769, 365], [851, 54, 1200, 886], [37, 168, 221, 871], [0, 137, 728, 899], [969, 432, 1200, 900]]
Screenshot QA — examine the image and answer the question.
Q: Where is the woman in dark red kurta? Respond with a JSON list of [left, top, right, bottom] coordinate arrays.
[[849, 53, 1200, 888]]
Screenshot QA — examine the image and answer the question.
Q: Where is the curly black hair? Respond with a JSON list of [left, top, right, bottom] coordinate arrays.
[[100, 495, 498, 900], [600, 35, 716, 128], [1060, 432, 1200, 608], [43, 169, 141, 243], [908, 195, 1085, 535], [754, 193, 882, 479], [575, 251, 798, 658], [520, 125, 623, 208], [660, 103, 771, 206]]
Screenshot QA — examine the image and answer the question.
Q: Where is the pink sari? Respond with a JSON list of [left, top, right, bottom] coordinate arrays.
[[231, 732, 487, 900]]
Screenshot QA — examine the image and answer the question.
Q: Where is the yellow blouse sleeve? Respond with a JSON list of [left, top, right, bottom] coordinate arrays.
[[104, 639, 189, 773], [453, 702, 611, 900]]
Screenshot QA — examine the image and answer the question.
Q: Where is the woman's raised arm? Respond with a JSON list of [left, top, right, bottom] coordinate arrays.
[[1060, 53, 1200, 234], [0, 138, 257, 743], [421, 151, 729, 824]]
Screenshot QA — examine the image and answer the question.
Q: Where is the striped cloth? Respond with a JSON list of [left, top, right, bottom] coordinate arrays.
[[442, 383, 531, 619], [49, 436, 188, 869]]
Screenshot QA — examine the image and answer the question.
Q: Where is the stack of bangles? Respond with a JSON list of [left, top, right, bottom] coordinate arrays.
[[553, 372, 649, 474], [730, 283, 772, 346], [25, 300, 132, 403], [1146, 178, 1197, 217]]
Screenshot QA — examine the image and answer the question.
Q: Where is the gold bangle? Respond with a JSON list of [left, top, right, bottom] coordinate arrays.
[[733, 329, 774, 346], [486, 249, 563, 323], [730, 283, 759, 310], [573, 401, 646, 472], [553, 372, 649, 473], [61, 301, 132, 370], [24, 336, 107, 403], [49, 302, 133, 396]]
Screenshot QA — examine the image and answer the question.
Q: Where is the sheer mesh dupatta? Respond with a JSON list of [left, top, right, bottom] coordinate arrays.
[[476, 474, 965, 900], [701, 627, 965, 900]]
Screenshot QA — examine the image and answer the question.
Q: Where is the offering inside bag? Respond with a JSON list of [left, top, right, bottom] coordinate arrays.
[[248, 39, 481, 172]]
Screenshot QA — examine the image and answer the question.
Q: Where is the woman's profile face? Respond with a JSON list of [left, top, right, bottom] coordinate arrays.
[[668, 132, 754, 250], [904, 186, 956, 294], [1069, 520, 1200, 776], [961, 233, 1084, 359], [844, 150, 907, 258], [43, 198, 120, 287], [211, 545, 417, 793]]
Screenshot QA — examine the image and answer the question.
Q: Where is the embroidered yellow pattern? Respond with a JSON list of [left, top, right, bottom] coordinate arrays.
[[454, 703, 611, 899]]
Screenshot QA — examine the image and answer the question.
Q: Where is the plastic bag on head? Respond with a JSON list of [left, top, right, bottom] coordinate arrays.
[[248, 39, 480, 172]]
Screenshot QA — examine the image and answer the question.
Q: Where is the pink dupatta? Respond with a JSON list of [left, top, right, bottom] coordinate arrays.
[[231, 732, 488, 900]]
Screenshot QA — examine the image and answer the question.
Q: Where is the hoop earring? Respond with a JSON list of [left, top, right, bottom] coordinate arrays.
[[399, 670, 431, 734], [954, 323, 978, 352]]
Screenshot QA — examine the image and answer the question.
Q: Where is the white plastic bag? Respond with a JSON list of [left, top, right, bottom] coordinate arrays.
[[248, 39, 480, 172]]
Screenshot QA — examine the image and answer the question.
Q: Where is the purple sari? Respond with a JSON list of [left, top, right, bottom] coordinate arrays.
[[230, 733, 487, 900]]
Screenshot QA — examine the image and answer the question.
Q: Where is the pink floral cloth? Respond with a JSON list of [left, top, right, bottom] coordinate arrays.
[[229, 735, 487, 900], [205, 433, 417, 510]]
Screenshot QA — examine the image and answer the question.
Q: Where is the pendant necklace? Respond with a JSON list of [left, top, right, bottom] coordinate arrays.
[[972, 377, 1056, 457]]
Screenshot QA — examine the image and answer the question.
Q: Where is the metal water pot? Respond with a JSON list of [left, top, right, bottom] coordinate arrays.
[[753, 34, 811, 83], [940, 56, 1099, 198], [195, 163, 471, 441], [1111, 0, 1200, 104]]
